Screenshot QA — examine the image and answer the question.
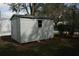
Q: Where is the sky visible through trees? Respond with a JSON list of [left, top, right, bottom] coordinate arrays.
[[0, 3, 79, 18]]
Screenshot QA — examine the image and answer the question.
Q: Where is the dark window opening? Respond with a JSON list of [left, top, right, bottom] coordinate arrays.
[[38, 20, 42, 28]]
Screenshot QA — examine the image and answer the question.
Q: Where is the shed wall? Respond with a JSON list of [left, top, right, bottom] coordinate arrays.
[[20, 18, 37, 43], [11, 17, 20, 42], [20, 18, 54, 43]]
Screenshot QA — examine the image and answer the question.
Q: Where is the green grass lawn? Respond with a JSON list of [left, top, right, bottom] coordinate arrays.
[[0, 34, 79, 56]]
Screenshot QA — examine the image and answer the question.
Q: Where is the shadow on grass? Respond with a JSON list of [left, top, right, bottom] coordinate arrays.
[[0, 34, 79, 56]]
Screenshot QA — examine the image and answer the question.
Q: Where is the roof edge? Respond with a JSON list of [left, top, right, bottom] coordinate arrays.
[[10, 14, 53, 20]]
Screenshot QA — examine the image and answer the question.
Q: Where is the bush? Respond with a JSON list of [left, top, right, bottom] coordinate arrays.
[[57, 22, 73, 35]]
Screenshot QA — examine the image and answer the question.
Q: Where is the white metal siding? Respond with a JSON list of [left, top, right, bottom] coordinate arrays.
[[20, 18, 54, 43], [20, 18, 37, 43], [11, 19, 17, 40], [42, 20, 54, 39], [11, 17, 20, 42], [28, 19, 54, 41]]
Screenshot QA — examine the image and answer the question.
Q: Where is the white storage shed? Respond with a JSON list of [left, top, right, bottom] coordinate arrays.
[[10, 14, 54, 43]]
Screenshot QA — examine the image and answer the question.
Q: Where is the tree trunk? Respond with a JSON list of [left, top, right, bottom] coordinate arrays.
[[31, 3, 36, 16]]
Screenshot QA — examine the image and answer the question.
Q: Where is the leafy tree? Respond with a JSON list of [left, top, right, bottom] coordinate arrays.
[[57, 3, 79, 35]]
